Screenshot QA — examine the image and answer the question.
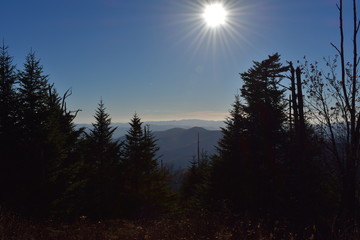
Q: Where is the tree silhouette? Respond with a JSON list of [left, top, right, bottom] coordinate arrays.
[[0, 43, 19, 208], [0, 43, 17, 137], [121, 114, 171, 217], [14, 50, 51, 216], [86, 99, 120, 168], [302, 0, 360, 228], [43, 86, 85, 217], [18, 51, 49, 135], [83, 99, 122, 218], [180, 151, 211, 209], [208, 53, 289, 219], [51, 100, 125, 219], [208, 95, 252, 212]]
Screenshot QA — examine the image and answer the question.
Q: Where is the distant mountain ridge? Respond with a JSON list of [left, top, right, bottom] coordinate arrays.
[[154, 127, 222, 168], [76, 120, 224, 169], [77, 119, 225, 139], [116, 127, 222, 169]]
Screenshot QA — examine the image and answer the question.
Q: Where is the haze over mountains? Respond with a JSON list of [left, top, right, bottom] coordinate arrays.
[[77, 119, 224, 168], [154, 127, 222, 168], [78, 119, 224, 138]]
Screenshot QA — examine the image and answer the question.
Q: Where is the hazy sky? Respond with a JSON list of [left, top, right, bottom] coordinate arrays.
[[0, 0, 353, 123]]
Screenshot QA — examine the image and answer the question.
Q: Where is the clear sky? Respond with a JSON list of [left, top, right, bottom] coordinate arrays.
[[0, 0, 353, 123]]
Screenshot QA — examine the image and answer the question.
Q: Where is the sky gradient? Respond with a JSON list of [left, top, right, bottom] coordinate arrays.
[[0, 0, 352, 123]]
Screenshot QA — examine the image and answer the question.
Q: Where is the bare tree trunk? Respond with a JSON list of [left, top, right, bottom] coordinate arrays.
[[289, 95, 293, 133], [296, 67, 306, 158], [333, 0, 359, 227], [289, 62, 299, 132], [302, 0, 360, 230]]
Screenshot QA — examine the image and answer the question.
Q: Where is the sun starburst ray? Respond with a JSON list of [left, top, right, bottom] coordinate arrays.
[[162, 1, 265, 62]]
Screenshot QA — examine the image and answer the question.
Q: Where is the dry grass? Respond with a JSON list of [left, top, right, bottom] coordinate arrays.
[[0, 210, 358, 240]]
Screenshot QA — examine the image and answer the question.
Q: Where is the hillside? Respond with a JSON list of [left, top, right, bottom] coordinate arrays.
[[117, 127, 221, 169], [154, 127, 222, 168], [77, 119, 225, 139], [78, 120, 223, 168]]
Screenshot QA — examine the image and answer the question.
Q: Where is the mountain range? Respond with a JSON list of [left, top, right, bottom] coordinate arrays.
[[77, 119, 224, 169], [153, 127, 222, 169], [77, 119, 225, 139]]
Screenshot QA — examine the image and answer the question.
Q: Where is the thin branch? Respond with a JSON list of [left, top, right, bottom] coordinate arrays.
[[71, 109, 82, 120], [331, 43, 342, 55]]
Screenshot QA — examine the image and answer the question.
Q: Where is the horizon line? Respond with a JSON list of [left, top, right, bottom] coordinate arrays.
[[74, 118, 226, 125]]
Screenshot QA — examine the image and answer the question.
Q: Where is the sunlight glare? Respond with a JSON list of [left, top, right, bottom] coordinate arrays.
[[169, 0, 256, 61], [203, 3, 228, 27]]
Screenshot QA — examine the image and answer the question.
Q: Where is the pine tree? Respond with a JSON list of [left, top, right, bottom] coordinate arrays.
[[217, 94, 248, 162], [240, 54, 288, 215], [180, 151, 212, 209], [208, 95, 253, 212], [122, 113, 147, 191], [247, 54, 289, 219], [44, 87, 83, 170], [15, 50, 51, 216], [121, 114, 170, 217], [18, 51, 49, 138], [44, 86, 85, 216], [240, 53, 287, 146], [0, 43, 20, 207], [80, 99, 121, 218], [0, 49, 85, 217], [0, 43, 17, 136], [86, 99, 119, 168], [208, 54, 289, 218]]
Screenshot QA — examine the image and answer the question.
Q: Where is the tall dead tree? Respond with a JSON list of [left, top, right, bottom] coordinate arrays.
[[289, 62, 306, 155], [330, 0, 360, 223], [303, 0, 360, 226]]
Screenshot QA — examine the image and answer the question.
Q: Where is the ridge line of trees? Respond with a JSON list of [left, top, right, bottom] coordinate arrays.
[[0, 46, 171, 218]]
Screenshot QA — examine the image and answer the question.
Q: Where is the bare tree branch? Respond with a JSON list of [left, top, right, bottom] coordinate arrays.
[[331, 43, 342, 55]]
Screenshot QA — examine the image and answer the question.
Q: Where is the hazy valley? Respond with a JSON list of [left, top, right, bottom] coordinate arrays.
[[78, 119, 224, 168]]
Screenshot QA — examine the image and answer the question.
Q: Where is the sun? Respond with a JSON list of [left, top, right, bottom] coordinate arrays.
[[203, 3, 228, 27]]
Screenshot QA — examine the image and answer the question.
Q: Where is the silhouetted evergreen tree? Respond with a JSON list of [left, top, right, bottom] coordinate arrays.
[[0, 43, 17, 137], [240, 53, 288, 218], [0, 48, 85, 218], [0, 43, 19, 207], [180, 151, 211, 209], [82, 99, 122, 218], [207, 95, 253, 213], [11, 50, 52, 216], [208, 54, 289, 220], [18, 51, 49, 132], [43, 86, 85, 217], [121, 114, 171, 218], [86, 100, 120, 168]]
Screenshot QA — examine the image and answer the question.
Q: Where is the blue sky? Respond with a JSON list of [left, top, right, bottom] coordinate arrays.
[[0, 0, 352, 123]]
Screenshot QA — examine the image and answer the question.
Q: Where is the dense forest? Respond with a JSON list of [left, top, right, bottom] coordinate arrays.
[[0, 48, 172, 220], [1, 0, 360, 239]]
